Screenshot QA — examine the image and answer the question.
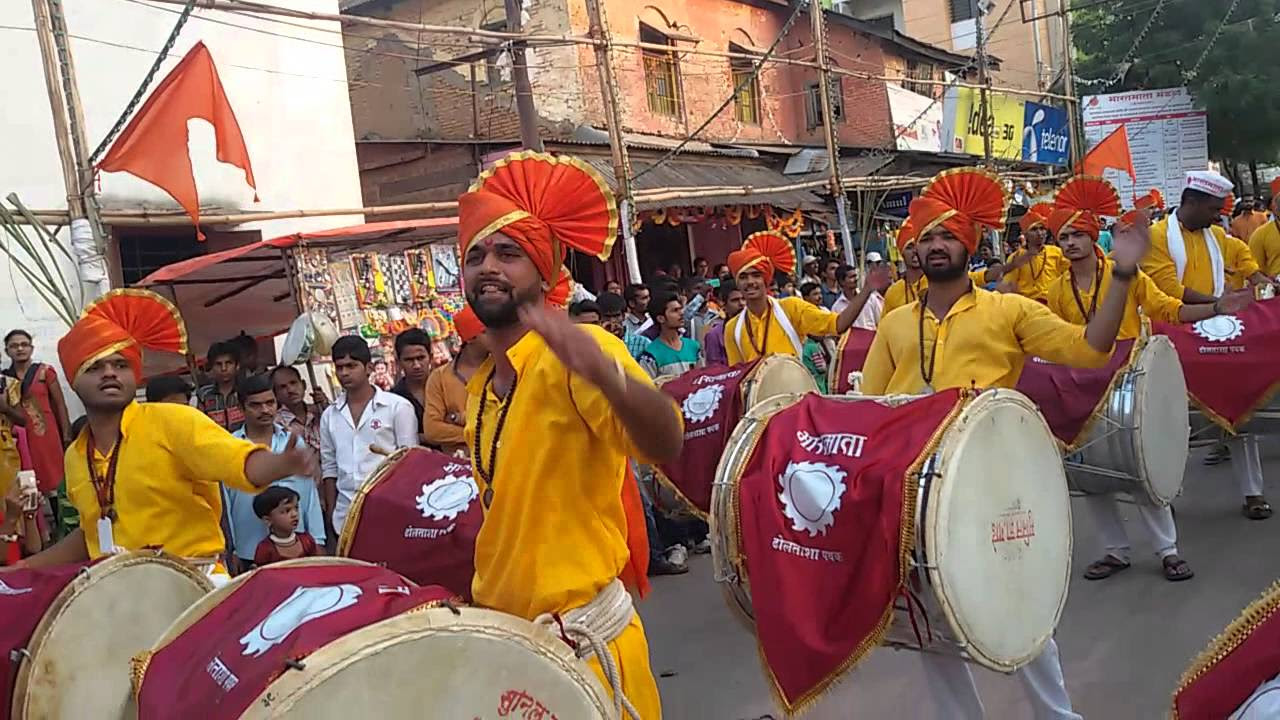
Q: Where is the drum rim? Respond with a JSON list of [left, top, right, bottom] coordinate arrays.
[[924, 389, 1073, 672], [336, 447, 421, 555], [744, 355, 817, 409], [829, 329, 853, 394], [131, 557, 386, 701], [1130, 336, 1190, 504], [12, 550, 212, 720], [238, 607, 616, 719]]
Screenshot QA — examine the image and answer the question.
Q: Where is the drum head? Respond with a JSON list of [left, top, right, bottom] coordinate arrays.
[[309, 313, 340, 356], [240, 608, 614, 719], [12, 552, 211, 720], [280, 314, 314, 366], [744, 355, 816, 410], [924, 389, 1072, 671], [1133, 336, 1190, 504]]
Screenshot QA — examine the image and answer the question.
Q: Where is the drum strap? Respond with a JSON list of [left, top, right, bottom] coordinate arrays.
[[535, 578, 640, 720], [1167, 216, 1224, 296]]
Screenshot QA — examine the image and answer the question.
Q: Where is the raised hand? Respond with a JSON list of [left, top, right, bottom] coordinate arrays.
[[1109, 214, 1152, 271], [280, 430, 320, 479], [518, 303, 622, 394], [865, 265, 893, 294]]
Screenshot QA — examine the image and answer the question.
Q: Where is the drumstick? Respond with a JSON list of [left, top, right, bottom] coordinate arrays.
[[369, 444, 392, 456]]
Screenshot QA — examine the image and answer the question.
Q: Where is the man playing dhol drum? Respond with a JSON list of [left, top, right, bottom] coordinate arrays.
[[725, 231, 889, 365], [1044, 175, 1253, 583], [2, 290, 317, 584], [998, 200, 1071, 302], [1140, 171, 1280, 520], [881, 215, 1001, 317], [458, 151, 683, 719], [862, 167, 1146, 720]]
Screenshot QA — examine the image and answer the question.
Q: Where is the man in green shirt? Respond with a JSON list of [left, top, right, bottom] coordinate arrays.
[[639, 291, 702, 379]]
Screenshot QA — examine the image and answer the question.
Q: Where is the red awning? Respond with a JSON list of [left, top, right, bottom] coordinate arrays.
[[134, 218, 458, 375]]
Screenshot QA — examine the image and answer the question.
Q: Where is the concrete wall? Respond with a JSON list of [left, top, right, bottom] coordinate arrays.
[[897, 0, 1061, 92], [1, 1, 365, 375]]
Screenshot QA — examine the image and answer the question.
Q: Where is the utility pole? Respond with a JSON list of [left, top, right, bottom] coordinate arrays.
[[811, 0, 856, 266], [1059, 0, 1082, 167], [584, 0, 641, 283], [32, 0, 111, 298], [503, 0, 544, 152], [974, 0, 994, 164]]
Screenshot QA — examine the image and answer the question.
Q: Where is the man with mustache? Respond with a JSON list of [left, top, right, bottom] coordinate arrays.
[[862, 167, 1145, 720], [457, 152, 683, 719], [998, 201, 1071, 302], [3, 291, 317, 585], [1140, 171, 1278, 520], [725, 230, 889, 365], [1044, 175, 1252, 583], [882, 216, 1004, 317]]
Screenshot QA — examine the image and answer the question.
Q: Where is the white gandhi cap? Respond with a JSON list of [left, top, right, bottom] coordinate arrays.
[[1185, 170, 1234, 199]]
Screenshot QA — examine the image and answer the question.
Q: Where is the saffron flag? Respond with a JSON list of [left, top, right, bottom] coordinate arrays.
[[97, 42, 257, 241], [1080, 124, 1135, 183]]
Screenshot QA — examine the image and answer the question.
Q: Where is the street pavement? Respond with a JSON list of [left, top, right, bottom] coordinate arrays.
[[640, 442, 1280, 719]]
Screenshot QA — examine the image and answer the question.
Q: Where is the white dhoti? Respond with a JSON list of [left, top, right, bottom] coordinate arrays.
[[919, 638, 1081, 720], [1080, 494, 1178, 561]]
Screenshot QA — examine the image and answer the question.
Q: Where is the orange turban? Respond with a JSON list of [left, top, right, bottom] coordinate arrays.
[[546, 265, 572, 309], [1048, 176, 1121, 241], [908, 167, 1009, 254], [1133, 188, 1165, 211], [458, 151, 618, 285], [57, 289, 187, 381], [727, 230, 796, 284], [1018, 202, 1053, 234], [453, 306, 484, 344], [1222, 193, 1236, 217], [1271, 178, 1280, 209], [894, 216, 920, 252]]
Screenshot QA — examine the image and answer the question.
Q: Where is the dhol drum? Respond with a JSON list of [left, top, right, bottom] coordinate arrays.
[[337, 447, 480, 599], [4, 551, 212, 719], [134, 558, 614, 720], [1063, 335, 1189, 505], [653, 355, 817, 517], [711, 389, 1072, 672]]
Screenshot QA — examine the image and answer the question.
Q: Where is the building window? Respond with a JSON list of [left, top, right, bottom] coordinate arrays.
[[804, 78, 844, 129], [949, 0, 977, 22], [903, 59, 938, 97], [729, 56, 761, 125], [641, 25, 683, 118]]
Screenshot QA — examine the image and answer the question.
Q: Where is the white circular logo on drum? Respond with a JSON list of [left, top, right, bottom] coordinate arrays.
[[777, 461, 847, 537], [240, 585, 363, 657], [1193, 314, 1244, 343], [416, 474, 479, 521], [682, 384, 724, 424]]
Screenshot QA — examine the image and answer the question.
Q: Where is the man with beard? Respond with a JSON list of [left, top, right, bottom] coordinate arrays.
[[725, 231, 887, 365], [4, 291, 317, 584], [1140, 171, 1277, 520], [458, 151, 683, 718], [862, 168, 1145, 720], [1045, 176, 1251, 583], [998, 202, 1069, 302], [882, 218, 1000, 317]]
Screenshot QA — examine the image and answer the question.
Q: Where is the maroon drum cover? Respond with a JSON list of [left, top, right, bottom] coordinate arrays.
[[1015, 339, 1137, 447], [1174, 580, 1280, 719], [1157, 298, 1280, 430], [0, 563, 87, 714], [656, 363, 757, 516], [830, 328, 876, 395], [336, 447, 480, 599], [134, 561, 457, 720]]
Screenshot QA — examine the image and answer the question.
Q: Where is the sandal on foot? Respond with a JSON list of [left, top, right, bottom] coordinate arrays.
[[1084, 555, 1130, 580], [1162, 556, 1194, 582], [1243, 498, 1274, 521]]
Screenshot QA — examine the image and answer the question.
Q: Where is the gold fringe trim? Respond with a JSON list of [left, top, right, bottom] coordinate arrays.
[[650, 466, 710, 522], [336, 447, 414, 555], [1171, 579, 1280, 719], [1189, 374, 1280, 435], [732, 391, 970, 716], [1060, 335, 1146, 452], [129, 650, 153, 699]]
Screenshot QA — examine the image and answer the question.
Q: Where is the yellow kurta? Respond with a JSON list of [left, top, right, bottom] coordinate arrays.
[[724, 296, 838, 364], [64, 401, 261, 558], [1249, 220, 1280, 279], [0, 378, 20, 499], [1045, 257, 1182, 341], [1004, 245, 1070, 301], [1141, 217, 1260, 298], [882, 270, 991, 317], [466, 324, 671, 718], [862, 287, 1111, 395]]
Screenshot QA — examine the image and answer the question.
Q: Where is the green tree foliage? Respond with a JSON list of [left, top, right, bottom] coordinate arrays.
[[1072, 0, 1280, 165]]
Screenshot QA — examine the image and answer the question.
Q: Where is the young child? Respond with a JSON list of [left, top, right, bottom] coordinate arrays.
[[251, 486, 319, 567]]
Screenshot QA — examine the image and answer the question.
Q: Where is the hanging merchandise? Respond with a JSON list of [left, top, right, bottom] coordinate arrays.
[[725, 206, 742, 225], [430, 244, 461, 290], [350, 253, 389, 308], [329, 260, 362, 329], [405, 248, 436, 303], [382, 254, 414, 306]]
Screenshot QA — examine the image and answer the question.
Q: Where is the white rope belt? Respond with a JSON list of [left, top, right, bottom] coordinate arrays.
[[534, 579, 640, 720]]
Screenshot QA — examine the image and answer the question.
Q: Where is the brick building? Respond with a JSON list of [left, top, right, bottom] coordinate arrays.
[[342, 0, 972, 285]]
